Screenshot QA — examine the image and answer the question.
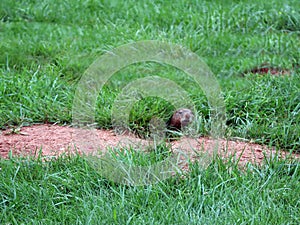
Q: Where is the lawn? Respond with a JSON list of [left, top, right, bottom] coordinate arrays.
[[0, 0, 300, 224]]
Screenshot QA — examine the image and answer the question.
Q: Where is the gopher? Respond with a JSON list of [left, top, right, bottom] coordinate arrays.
[[167, 108, 194, 131]]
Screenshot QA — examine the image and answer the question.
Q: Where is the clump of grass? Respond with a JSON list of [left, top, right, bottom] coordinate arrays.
[[0, 66, 73, 127], [226, 74, 300, 151]]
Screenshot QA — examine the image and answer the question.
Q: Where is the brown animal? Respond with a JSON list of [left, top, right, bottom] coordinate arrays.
[[167, 108, 194, 131]]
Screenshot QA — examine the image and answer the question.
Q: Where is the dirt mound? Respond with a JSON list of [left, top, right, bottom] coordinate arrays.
[[1, 124, 299, 167]]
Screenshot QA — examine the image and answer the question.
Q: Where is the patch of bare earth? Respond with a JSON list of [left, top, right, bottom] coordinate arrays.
[[0, 124, 299, 169]]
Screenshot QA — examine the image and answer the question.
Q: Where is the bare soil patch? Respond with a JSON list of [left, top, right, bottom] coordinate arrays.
[[1, 124, 299, 168]]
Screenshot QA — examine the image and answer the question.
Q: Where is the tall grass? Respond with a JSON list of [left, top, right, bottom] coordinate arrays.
[[1, 153, 299, 224]]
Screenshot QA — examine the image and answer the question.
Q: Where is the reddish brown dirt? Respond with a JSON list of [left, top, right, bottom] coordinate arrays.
[[242, 63, 294, 76], [1, 124, 299, 168]]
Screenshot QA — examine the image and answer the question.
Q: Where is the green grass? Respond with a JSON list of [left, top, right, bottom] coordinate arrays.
[[0, 154, 299, 224], [0, 0, 300, 223]]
